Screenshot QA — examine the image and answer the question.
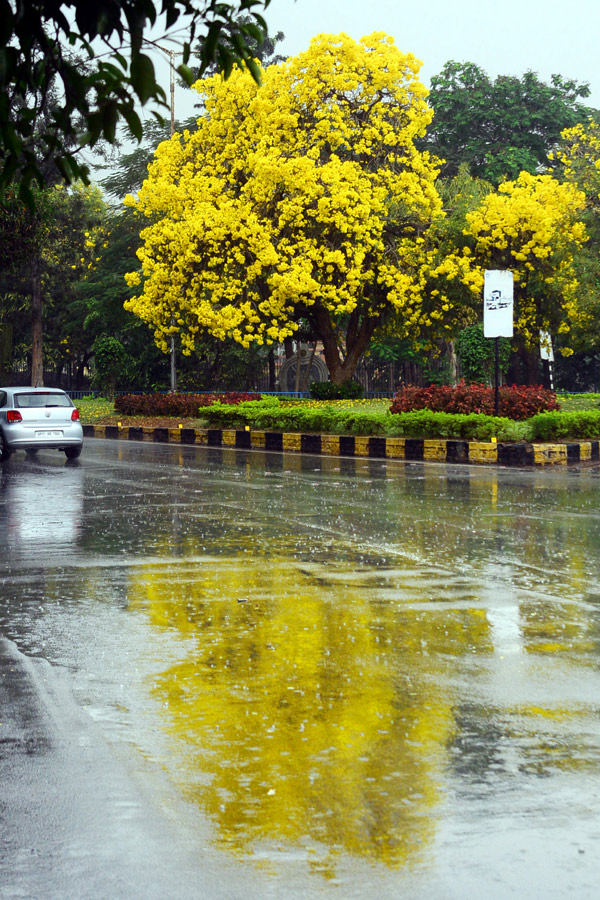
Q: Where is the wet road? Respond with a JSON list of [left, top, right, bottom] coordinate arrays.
[[1, 439, 600, 899]]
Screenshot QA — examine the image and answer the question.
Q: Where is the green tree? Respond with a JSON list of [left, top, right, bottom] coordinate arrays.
[[100, 120, 175, 201], [192, 11, 286, 78], [1, 0, 274, 202], [91, 334, 128, 399], [0, 182, 106, 385], [68, 205, 179, 391], [425, 61, 596, 185]]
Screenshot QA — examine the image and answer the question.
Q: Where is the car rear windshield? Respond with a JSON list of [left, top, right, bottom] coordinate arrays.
[[14, 392, 72, 408]]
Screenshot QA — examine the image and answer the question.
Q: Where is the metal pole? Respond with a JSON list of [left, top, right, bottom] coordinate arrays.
[[167, 49, 176, 392], [494, 337, 499, 417], [168, 50, 175, 137], [141, 40, 179, 393], [170, 318, 177, 393]]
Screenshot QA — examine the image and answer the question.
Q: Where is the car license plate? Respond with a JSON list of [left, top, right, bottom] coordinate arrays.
[[35, 430, 63, 438]]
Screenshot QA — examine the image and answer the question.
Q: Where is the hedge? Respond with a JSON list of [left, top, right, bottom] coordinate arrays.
[[198, 401, 525, 440], [114, 392, 261, 417], [528, 410, 600, 441], [390, 382, 559, 419], [309, 380, 364, 400], [198, 399, 600, 442]]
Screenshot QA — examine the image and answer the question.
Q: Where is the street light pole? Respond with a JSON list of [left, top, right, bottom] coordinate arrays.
[[167, 50, 177, 392], [155, 44, 178, 392], [168, 49, 175, 138]]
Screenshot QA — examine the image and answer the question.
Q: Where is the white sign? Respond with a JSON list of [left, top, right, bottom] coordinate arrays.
[[484, 270, 514, 338], [540, 330, 554, 362]]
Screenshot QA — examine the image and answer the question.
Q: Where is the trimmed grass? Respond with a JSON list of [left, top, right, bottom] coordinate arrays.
[[557, 393, 600, 412], [77, 396, 116, 423]]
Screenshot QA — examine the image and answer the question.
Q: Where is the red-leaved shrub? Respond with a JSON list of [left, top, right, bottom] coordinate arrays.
[[115, 392, 261, 417], [389, 382, 560, 420]]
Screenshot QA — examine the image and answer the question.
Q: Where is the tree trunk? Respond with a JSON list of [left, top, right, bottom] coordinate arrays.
[[309, 303, 376, 385], [55, 360, 65, 388], [447, 341, 459, 385], [509, 342, 540, 385], [0, 322, 13, 381], [300, 343, 317, 392], [268, 347, 276, 391], [31, 258, 43, 387], [75, 353, 92, 390]]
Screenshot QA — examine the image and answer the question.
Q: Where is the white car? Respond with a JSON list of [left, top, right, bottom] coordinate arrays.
[[0, 386, 83, 460]]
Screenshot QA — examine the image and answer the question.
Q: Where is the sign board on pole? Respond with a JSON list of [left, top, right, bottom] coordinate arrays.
[[540, 330, 554, 362], [483, 270, 514, 338]]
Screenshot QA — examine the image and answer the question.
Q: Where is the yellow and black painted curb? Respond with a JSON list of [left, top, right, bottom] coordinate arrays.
[[82, 424, 600, 467]]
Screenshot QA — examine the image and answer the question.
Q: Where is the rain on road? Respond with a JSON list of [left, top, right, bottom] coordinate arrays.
[[1, 439, 600, 899]]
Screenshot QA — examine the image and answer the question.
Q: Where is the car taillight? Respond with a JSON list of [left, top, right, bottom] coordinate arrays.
[[71, 408, 80, 421], [7, 410, 22, 423]]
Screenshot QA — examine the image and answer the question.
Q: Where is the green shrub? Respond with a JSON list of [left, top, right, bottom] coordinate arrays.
[[309, 380, 364, 400], [529, 410, 600, 441], [198, 399, 600, 442], [199, 403, 528, 440]]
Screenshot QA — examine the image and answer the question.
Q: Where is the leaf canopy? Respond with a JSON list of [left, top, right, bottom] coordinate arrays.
[[425, 61, 597, 185], [0, 0, 272, 202]]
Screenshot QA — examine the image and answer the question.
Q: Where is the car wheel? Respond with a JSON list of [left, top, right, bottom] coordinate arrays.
[[65, 446, 82, 460], [0, 432, 12, 461]]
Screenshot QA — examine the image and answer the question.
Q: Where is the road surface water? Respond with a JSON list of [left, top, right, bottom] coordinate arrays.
[[1, 440, 600, 898]]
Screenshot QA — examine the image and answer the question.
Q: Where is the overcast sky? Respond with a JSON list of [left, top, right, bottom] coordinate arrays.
[[101, 0, 597, 179], [145, 0, 597, 135], [265, 0, 599, 104]]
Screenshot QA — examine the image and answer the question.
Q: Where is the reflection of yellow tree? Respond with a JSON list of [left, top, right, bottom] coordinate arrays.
[[129, 557, 491, 870]]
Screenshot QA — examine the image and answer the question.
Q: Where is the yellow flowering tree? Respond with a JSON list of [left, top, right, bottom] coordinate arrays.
[[465, 172, 588, 357], [125, 33, 479, 384], [559, 120, 600, 344], [554, 119, 600, 208], [551, 120, 600, 354]]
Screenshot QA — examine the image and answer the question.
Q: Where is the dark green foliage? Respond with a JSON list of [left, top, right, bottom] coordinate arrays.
[[67, 206, 166, 391], [528, 410, 600, 441], [1, 1, 272, 201], [456, 324, 511, 383], [554, 351, 600, 393], [176, 338, 268, 393], [425, 61, 596, 184], [309, 380, 364, 400], [100, 120, 173, 200], [0, 182, 107, 384], [91, 335, 129, 398], [192, 12, 286, 80]]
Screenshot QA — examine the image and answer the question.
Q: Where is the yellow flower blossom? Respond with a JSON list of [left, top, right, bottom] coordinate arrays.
[[124, 33, 465, 374], [465, 172, 588, 351]]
